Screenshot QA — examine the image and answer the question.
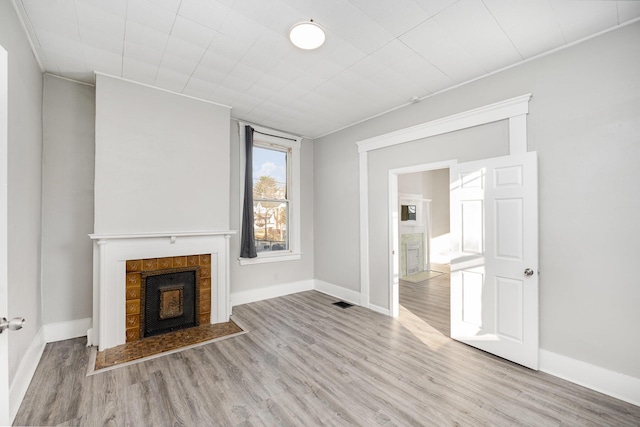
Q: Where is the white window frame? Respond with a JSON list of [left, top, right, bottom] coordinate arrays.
[[238, 123, 302, 265]]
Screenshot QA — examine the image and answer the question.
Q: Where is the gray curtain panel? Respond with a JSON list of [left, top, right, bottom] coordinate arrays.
[[240, 125, 257, 258]]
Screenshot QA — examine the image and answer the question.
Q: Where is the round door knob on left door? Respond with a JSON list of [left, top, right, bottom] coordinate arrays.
[[0, 317, 25, 333], [524, 268, 535, 277]]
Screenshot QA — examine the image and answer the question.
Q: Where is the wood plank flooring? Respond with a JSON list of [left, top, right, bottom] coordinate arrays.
[[14, 272, 640, 426]]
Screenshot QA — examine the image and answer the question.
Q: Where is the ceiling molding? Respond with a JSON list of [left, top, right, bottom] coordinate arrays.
[[94, 72, 232, 110]]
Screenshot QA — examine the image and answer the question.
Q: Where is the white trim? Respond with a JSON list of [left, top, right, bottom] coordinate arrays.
[[9, 327, 45, 423], [43, 318, 91, 343], [357, 94, 531, 154], [388, 172, 399, 317], [540, 350, 640, 407], [238, 252, 302, 265], [358, 152, 370, 307], [44, 73, 95, 87], [314, 280, 361, 306], [368, 304, 390, 316], [90, 230, 236, 240], [9, 0, 44, 73], [231, 280, 314, 306], [94, 72, 232, 109], [0, 44, 8, 427], [509, 114, 528, 154]]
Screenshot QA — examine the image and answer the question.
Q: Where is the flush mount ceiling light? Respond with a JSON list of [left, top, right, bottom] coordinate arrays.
[[289, 20, 325, 50]]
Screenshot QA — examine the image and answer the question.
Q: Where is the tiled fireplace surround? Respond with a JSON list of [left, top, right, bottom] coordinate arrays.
[[89, 232, 234, 351], [124, 254, 212, 342]]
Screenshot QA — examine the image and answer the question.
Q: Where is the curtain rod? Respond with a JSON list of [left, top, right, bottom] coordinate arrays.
[[252, 128, 298, 142], [239, 120, 301, 142]]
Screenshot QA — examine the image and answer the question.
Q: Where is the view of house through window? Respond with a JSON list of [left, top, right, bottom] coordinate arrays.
[[253, 144, 289, 252]]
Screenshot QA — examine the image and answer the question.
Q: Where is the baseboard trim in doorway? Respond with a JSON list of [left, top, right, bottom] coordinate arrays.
[[9, 326, 46, 424], [539, 349, 640, 406]]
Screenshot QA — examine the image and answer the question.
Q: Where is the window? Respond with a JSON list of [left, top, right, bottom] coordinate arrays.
[[239, 124, 301, 265], [252, 144, 289, 253]]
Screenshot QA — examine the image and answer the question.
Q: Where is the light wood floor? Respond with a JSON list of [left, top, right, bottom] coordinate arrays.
[[15, 272, 640, 426]]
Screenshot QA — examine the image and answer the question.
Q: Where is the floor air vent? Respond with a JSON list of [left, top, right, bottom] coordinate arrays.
[[332, 301, 354, 309]]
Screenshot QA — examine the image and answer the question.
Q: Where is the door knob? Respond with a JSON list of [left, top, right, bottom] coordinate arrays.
[[0, 317, 25, 333], [524, 268, 534, 277]]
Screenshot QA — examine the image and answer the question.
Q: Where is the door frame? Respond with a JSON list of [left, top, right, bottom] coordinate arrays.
[[388, 161, 455, 317], [1, 44, 10, 426], [356, 94, 531, 316]]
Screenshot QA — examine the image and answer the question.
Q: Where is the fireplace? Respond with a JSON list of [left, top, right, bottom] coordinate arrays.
[[125, 254, 212, 342], [90, 231, 234, 351], [141, 266, 200, 338]]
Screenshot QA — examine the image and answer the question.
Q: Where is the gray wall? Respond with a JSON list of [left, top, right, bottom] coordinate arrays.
[[397, 172, 422, 195], [398, 168, 450, 239], [314, 22, 640, 378], [94, 75, 231, 234], [422, 168, 449, 239], [313, 129, 360, 292], [41, 75, 95, 324], [0, 2, 43, 384], [228, 120, 314, 295]]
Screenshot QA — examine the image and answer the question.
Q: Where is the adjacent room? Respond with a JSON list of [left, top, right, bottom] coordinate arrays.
[[1, 0, 639, 425]]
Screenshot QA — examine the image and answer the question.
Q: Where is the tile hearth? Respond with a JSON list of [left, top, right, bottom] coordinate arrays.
[[91, 320, 244, 373]]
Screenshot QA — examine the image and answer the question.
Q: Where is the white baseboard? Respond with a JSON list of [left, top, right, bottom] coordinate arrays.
[[313, 279, 361, 305], [539, 349, 640, 407], [43, 318, 91, 343], [368, 304, 390, 316], [9, 326, 45, 423], [231, 280, 314, 306]]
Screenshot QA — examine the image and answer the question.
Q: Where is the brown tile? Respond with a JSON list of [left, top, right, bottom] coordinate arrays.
[[126, 286, 140, 300], [199, 299, 210, 313], [200, 278, 211, 289], [199, 254, 211, 265], [126, 260, 142, 272], [125, 328, 140, 342], [199, 313, 210, 325], [187, 255, 199, 266], [200, 265, 211, 279], [126, 299, 140, 315], [142, 258, 158, 271], [173, 256, 187, 267], [158, 257, 173, 269], [126, 314, 140, 329], [126, 272, 141, 286], [200, 288, 211, 302]]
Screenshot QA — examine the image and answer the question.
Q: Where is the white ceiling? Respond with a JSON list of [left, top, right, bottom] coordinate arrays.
[[13, 0, 640, 138]]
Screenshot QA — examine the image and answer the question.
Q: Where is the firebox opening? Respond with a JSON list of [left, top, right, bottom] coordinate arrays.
[[141, 267, 201, 338]]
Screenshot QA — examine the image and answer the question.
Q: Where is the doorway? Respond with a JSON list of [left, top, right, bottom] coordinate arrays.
[[397, 165, 451, 337], [388, 160, 454, 318]]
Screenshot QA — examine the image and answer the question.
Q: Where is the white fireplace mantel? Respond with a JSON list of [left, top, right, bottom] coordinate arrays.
[[89, 230, 236, 351]]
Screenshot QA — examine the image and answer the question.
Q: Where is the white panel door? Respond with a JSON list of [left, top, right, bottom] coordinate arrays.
[[450, 152, 539, 369], [0, 45, 10, 425]]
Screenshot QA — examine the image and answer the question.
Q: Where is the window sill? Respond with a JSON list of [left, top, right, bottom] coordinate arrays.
[[238, 252, 302, 266]]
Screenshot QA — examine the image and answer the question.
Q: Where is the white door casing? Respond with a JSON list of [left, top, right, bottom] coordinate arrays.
[[1, 44, 10, 425], [450, 152, 539, 370]]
